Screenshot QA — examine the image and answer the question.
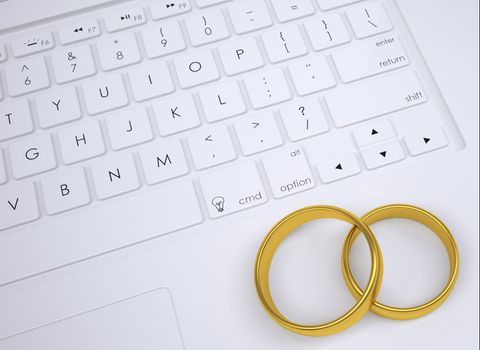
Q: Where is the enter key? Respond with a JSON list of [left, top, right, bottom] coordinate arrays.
[[332, 36, 409, 82]]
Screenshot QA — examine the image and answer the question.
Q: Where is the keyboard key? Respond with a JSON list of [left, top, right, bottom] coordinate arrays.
[[97, 32, 141, 71], [0, 150, 6, 184], [317, 0, 363, 10], [352, 120, 395, 148], [361, 140, 405, 169], [91, 153, 140, 200], [150, 0, 191, 20], [280, 98, 329, 141], [35, 86, 82, 128], [347, 2, 392, 39], [185, 9, 230, 46], [187, 125, 236, 169], [141, 21, 186, 58], [304, 14, 350, 51], [104, 7, 146, 32], [9, 134, 56, 179], [41, 168, 90, 215], [404, 127, 448, 156], [196, 0, 229, 7], [218, 36, 264, 76], [58, 19, 101, 44], [234, 112, 283, 155], [153, 93, 200, 136], [82, 74, 128, 115], [332, 36, 408, 83], [0, 182, 40, 231], [262, 25, 308, 63], [128, 61, 174, 101], [11, 31, 54, 57], [5, 57, 50, 96], [199, 80, 246, 122], [105, 107, 153, 150], [263, 147, 315, 198], [0, 44, 7, 62], [316, 153, 361, 183], [271, 0, 315, 22], [325, 71, 427, 127], [288, 55, 336, 96], [228, 0, 273, 34], [244, 68, 292, 109], [51, 44, 96, 83], [58, 120, 105, 164], [0, 100, 33, 141], [200, 162, 266, 218], [139, 139, 189, 184], [174, 49, 219, 88]]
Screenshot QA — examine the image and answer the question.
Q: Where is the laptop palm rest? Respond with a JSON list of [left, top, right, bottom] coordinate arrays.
[[0, 288, 184, 350]]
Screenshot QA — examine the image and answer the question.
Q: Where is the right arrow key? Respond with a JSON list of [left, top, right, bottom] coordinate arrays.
[[404, 127, 448, 156], [361, 140, 405, 169]]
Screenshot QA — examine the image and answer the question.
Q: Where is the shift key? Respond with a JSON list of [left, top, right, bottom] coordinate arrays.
[[325, 70, 427, 127]]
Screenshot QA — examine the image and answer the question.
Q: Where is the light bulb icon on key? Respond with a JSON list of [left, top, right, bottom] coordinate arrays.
[[211, 196, 225, 212]]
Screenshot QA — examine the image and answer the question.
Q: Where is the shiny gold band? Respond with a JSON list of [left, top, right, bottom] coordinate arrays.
[[341, 204, 459, 320], [254, 205, 384, 336]]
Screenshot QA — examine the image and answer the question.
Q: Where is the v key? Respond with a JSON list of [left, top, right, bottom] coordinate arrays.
[[8, 198, 19, 210], [0, 183, 39, 231]]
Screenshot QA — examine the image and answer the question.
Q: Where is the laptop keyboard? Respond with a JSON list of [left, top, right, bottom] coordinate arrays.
[[0, 0, 461, 280]]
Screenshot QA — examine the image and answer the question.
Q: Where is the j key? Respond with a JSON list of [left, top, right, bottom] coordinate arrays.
[[58, 120, 105, 164], [97, 32, 141, 71], [0, 182, 40, 231], [128, 61, 175, 102], [139, 139, 189, 185], [185, 9, 229, 46], [262, 25, 308, 63], [234, 112, 283, 155], [228, 0, 272, 34], [5, 57, 50, 96], [187, 125, 236, 169], [199, 80, 246, 122], [51, 44, 96, 84], [280, 98, 329, 141], [9, 134, 57, 179], [11, 31, 54, 57], [82, 74, 128, 115], [41, 168, 91, 215], [271, 0, 315, 22], [304, 14, 351, 51], [105, 107, 153, 150], [218, 36, 265, 76], [0, 100, 33, 141], [347, 2, 392, 38], [288, 55, 336, 96], [200, 162, 267, 218], [174, 49, 219, 88], [152, 93, 200, 136], [263, 147, 315, 198], [35, 86, 82, 128], [58, 19, 101, 44], [244, 68, 291, 109], [90, 153, 140, 200], [141, 21, 186, 58]]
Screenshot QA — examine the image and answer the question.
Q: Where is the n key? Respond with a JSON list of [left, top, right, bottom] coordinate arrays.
[[0, 182, 40, 231]]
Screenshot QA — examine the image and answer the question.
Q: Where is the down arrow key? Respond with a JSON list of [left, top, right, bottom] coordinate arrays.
[[361, 141, 405, 169]]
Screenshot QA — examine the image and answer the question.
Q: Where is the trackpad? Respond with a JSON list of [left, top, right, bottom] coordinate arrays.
[[1, 288, 184, 350]]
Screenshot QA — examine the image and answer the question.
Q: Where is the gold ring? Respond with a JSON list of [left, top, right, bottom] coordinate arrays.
[[254, 205, 384, 336], [342, 204, 459, 320]]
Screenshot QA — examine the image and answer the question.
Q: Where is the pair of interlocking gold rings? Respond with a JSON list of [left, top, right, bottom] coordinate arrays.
[[254, 204, 459, 336]]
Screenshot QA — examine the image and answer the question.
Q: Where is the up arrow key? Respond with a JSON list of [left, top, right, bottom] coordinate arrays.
[[335, 163, 343, 170]]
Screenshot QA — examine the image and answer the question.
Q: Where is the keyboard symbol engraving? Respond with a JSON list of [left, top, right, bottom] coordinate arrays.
[[211, 196, 225, 212]]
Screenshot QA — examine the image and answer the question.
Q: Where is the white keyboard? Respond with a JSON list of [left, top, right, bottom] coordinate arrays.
[[0, 0, 462, 284]]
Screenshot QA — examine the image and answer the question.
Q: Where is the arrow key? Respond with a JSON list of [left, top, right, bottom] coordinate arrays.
[[404, 127, 448, 156], [316, 153, 361, 183], [361, 140, 405, 169], [352, 119, 395, 148]]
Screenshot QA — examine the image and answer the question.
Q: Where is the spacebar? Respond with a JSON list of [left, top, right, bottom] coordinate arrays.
[[325, 70, 427, 127], [0, 181, 203, 286]]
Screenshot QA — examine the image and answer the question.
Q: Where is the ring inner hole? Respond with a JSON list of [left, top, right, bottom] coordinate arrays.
[[349, 218, 450, 308], [269, 218, 371, 325]]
